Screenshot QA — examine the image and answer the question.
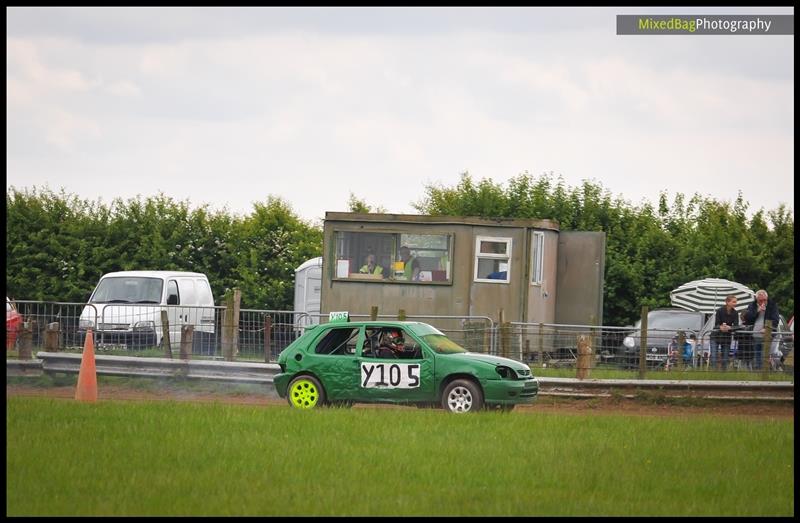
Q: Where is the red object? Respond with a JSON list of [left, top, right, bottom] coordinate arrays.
[[75, 329, 98, 402], [6, 297, 22, 351]]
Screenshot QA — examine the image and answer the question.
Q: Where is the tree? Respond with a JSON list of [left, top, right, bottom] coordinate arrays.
[[413, 172, 794, 325]]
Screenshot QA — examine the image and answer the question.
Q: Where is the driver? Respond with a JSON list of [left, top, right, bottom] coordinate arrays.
[[378, 330, 405, 358]]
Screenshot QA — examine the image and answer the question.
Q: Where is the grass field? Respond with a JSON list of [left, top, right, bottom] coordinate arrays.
[[6, 396, 794, 516]]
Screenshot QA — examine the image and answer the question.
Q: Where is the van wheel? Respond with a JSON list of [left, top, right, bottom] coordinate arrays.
[[288, 376, 326, 409], [441, 379, 483, 413]]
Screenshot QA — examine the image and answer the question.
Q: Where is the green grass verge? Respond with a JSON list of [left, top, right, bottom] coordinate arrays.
[[6, 397, 794, 516], [532, 366, 794, 381]]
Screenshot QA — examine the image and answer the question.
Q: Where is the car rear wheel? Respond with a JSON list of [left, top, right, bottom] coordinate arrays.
[[442, 379, 483, 413], [288, 375, 326, 409]]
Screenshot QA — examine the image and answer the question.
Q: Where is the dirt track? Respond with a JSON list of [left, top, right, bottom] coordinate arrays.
[[6, 383, 794, 419]]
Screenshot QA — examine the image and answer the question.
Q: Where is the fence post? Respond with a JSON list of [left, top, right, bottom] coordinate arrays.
[[639, 306, 649, 379], [576, 335, 592, 380], [45, 322, 61, 352], [222, 289, 241, 361], [19, 321, 33, 360], [160, 310, 172, 359], [762, 320, 772, 379], [370, 306, 378, 321], [264, 315, 272, 363], [498, 309, 510, 359], [180, 324, 194, 361]]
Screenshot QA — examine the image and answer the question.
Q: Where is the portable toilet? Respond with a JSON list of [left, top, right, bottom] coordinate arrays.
[[294, 257, 322, 328]]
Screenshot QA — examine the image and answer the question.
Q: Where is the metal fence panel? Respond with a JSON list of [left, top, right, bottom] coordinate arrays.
[[8, 301, 792, 375]]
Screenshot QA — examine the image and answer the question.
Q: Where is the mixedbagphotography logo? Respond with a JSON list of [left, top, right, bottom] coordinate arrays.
[[617, 14, 793, 35]]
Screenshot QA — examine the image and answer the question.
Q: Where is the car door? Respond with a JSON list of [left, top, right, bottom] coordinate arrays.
[[302, 325, 363, 401], [165, 279, 183, 348], [358, 327, 434, 403]]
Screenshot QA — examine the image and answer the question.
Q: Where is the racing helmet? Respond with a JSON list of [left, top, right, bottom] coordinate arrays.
[[385, 330, 404, 346]]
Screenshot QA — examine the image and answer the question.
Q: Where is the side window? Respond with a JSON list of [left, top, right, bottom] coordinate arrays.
[[177, 278, 197, 306], [166, 280, 180, 305], [314, 327, 360, 356], [195, 279, 214, 305], [530, 231, 544, 285], [364, 327, 424, 360], [474, 236, 512, 283]]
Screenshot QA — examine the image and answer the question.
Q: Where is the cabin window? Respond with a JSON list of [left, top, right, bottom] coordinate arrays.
[[531, 231, 544, 285], [333, 231, 452, 284], [474, 236, 512, 283]]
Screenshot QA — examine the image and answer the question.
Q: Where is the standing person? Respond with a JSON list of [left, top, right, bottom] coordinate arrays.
[[741, 289, 780, 371], [398, 246, 420, 281], [710, 295, 739, 371]]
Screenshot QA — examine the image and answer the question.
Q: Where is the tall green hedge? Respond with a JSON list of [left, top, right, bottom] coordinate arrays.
[[413, 172, 794, 326], [5, 187, 322, 310], [7, 178, 794, 327]]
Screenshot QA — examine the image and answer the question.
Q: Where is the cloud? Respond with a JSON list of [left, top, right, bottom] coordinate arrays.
[[5, 8, 793, 221]]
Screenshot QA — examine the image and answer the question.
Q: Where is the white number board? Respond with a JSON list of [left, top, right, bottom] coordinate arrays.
[[328, 311, 349, 323], [361, 363, 420, 389]]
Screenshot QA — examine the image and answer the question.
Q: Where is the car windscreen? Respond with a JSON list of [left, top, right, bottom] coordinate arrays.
[[90, 277, 164, 304], [638, 312, 703, 332], [421, 334, 467, 354]]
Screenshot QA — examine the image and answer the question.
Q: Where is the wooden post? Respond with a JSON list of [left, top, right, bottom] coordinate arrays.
[[398, 308, 406, 321], [762, 320, 773, 379], [222, 288, 241, 361], [498, 309, 510, 359], [19, 321, 33, 360], [180, 324, 194, 360], [639, 306, 649, 379], [44, 322, 61, 352], [264, 315, 272, 363], [576, 335, 592, 380], [370, 306, 378, 321], [160, 310, 172, 359]]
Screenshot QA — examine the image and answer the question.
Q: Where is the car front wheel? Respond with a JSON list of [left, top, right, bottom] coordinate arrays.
[[287, 375, 326, 409], [442, 379, 483, 413]]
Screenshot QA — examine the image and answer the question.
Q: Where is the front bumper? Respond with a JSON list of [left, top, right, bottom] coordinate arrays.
[[482, 377, 539, 405], [274, 372, 291, 398], [79, 329, 158, 350]]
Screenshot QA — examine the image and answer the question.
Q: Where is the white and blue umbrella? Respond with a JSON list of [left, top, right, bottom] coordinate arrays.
[[669, 278, 755, 314]]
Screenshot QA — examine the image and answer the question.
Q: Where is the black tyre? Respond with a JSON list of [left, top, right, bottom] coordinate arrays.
[[441, 379, 484, 413], [287, 375, 326, 409]]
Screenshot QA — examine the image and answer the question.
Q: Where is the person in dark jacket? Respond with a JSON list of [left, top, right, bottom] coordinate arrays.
[[741, 289, 781, 370], [711, 295, 739, 370]]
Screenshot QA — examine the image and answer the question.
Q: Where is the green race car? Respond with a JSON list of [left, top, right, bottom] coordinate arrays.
[[274, 319, 538, 413]]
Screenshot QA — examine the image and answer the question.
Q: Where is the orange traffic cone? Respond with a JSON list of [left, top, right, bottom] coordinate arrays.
[[75, 329, 98, 402]]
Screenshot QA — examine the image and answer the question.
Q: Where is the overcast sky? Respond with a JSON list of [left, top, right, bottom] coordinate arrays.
[[6, 6, 794, 224]]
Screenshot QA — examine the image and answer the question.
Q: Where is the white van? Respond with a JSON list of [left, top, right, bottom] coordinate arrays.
[[79, 271, 216, 350]]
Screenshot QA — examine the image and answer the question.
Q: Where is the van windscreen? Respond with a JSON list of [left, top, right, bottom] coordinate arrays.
[[91, 277, 163, 304]]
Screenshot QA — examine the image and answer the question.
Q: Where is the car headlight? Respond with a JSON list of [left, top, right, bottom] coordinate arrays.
[[133, 321, 155, 331], [495, 366, 516, 379], [623, 336, 635, 349], [79, 319, 94, 329]]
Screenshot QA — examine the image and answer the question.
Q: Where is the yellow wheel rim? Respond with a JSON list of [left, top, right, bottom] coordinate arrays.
[[289, 379, 320, 409]]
